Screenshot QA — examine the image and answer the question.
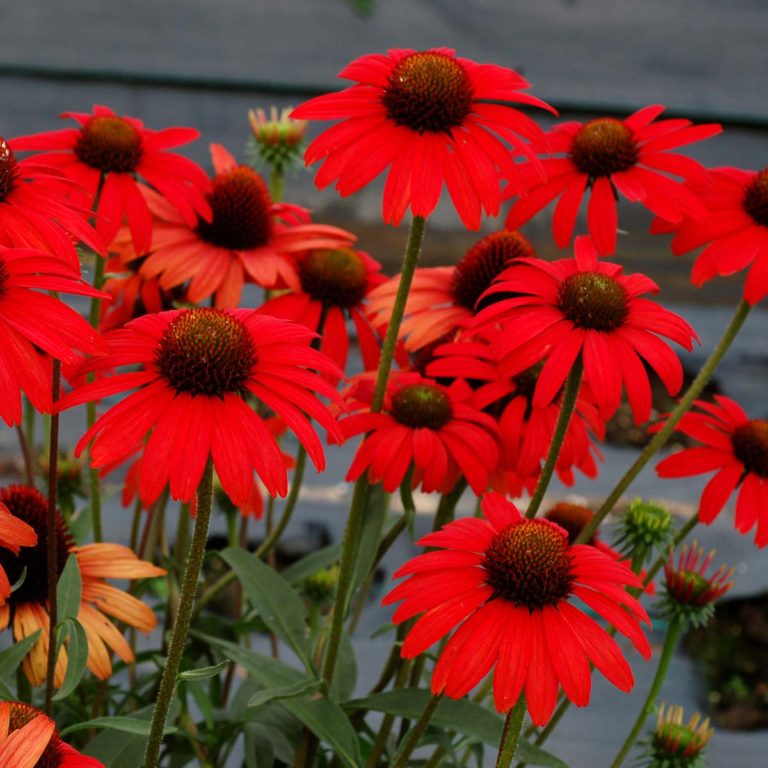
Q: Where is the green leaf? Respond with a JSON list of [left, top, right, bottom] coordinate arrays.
[[247, 678, 323, 708], [52, 619, 88, 701], [197, 632, 362, 768], [57, 554, 82, 622], [178, 660, 229, 681], [60, 715, 177, 738], [281, 543, 342, 585], [0, 631, 40, 679], [244, 723, 275, 768], [221, 546, 312, 671], [9, 567, 27, 594], [330, 629, 357, 703], [346, 689, 567, 768]]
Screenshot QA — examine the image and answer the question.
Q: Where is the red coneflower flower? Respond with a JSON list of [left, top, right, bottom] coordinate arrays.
[[505, 106, 720, 255], [427, 329, 604, 497], [337, 372, 498, 495], [134, 145, 355, 308], [0, 485, 165, 686], [655, 167, 768, 304], [655, 395, 768, 547], [0, 701, 104, 767], [367, 230, 535, 352], [261, 245, 386, 377], [0, 137, 103, 265], [292, 48, 554, 229], [12, 105, 211, 252], [384, 493, 651, 725], [56, 308, 342, 505], [0, 245, 107, 426], [0, 503, 36, 604], [474, 236, 698, 424]]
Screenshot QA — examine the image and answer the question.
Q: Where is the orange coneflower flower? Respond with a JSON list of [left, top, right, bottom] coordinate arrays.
[[0, 701, 104, 767], [0, 485, 165, 687]]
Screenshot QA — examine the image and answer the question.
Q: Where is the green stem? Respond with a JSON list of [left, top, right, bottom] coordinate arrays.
[[86, 254, 107, 542], [391, 694, 442, 768], [609, 619, 683, 768], [371, 215, 426, 412], [526, 360, 583, 519], [16, 425, 34, 487], [269, 169, 284, 203], [321, 215, 426, 689], [643, 513, 700, 588], [143, 459, 214, 768], [495, 696, 527, 768], [23, 397, 36, 479], [364, 660, 413, 768], [577, 300, 752, 544], [193, 446, 307, 615], [44, 359, 62, 714]]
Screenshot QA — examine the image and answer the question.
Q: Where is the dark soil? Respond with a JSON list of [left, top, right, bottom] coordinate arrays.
[[683, 592, 768, 730]]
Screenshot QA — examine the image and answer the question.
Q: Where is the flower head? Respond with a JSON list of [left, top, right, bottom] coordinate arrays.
[[248, 106, 308, 175], [385, 493, 651, 725], [0, 245, 107, 426], [293, 48, 554, 229], [367, 230, 534, 352], [656, 166, 768, 305], [505, 106, 720, 255], [337, 372, 498, 494], [643, 703, 713, 768], [474, 236, 698, 424], [57, 308, 342, 505], [662, 541, 733, 627], [133, 145, 355, 308], [12, 105, 211, 252], [261, 245, 386, 377], [615, 498, 674, 563], [0, 485, 165, 686], [655, 396, 768, 547], [427, 329, 604, 496], [0, 700, 105, 767], [0, 137, 103, 264]]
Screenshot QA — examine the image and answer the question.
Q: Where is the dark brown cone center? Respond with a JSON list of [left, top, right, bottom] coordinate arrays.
[[0, 485, 73, 606], [743, 169, 768, 228], [731, 419, 768, 478], [0, 138, 19, 200], [382, 52, 473, 134], [391, 383, 452, 429], [156, 309, 256, 398], [558, 271, 629, 331], [74, 116, 143, 173], [196, 166, 273, 251], [452, 230, 535, 312], [569, 118, 639, 179], [544, 502, 597, 545], [484, 519, 573, 609], [298, 248, 368, 308]]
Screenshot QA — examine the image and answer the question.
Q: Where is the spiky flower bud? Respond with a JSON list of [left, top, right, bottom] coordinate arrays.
[[640, 703, 713, 767], [615, 498, 674, 563], [248, 106, 307, 176]]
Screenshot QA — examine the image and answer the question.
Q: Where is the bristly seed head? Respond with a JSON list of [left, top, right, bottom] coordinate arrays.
[[383, 51, 473, 134], [452, 230, 535, 311], [74, 115, 143, 173], [196, 166, 273, 250], [569, 118, 639, 179], [651, 703, 713, 765], [156, 309, 256, 398], [484, 518, 573, 609], [391, 383, 452, 430], [743, 168, 768, 228], [298, 248, 368, 308], [731, 419, 768, 477], [558, 271, 629, 331], [0, 485, 73, 606], [0, 138, 19, 200]]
